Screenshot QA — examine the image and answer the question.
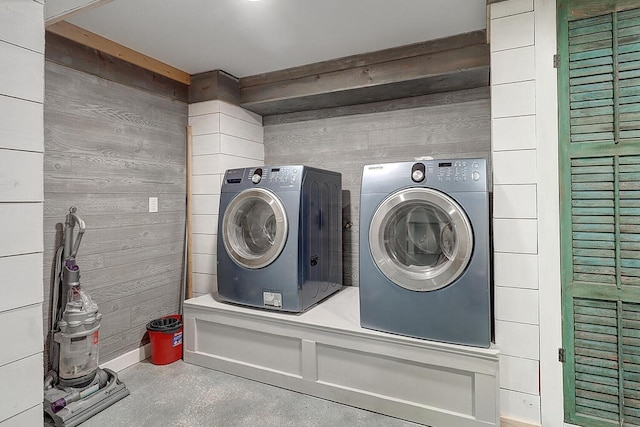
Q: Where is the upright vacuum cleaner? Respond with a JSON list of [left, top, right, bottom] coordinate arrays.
[[44, 207, 129, 427]]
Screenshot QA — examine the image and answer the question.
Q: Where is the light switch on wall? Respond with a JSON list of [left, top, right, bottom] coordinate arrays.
[[149, 197, 158, 213]]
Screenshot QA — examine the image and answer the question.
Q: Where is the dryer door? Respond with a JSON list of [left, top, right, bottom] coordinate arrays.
[[222, 188, 288, 269], [369, 188, 473, 291]]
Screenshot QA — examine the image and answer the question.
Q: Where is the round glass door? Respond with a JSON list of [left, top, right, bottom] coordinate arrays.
[[369, 188, 473, 291], [222, 188, 288, 269]]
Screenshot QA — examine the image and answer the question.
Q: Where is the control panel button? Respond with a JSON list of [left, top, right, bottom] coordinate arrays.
[[472, 171, 480, 181], [411, 163, 426, 183], [251, 167, 263, 184]]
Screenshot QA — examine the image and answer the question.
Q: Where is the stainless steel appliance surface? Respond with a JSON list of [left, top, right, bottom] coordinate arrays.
[[217, 165, 342, 313], [359, 158, 491, 347]]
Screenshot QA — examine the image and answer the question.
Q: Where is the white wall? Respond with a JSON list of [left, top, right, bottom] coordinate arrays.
[[188, 100, 264, 298], [491, 1, 541, 424], [490, 0, 564, 426], [0, 1, 45, 425]]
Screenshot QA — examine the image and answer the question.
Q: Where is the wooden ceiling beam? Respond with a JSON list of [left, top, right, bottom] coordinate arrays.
[[45, 32, 188, 102], [241, 30, 487, 89], [46, 21, 190, 85], [189, 70, 240, 104], [239, 30, 489, 116]]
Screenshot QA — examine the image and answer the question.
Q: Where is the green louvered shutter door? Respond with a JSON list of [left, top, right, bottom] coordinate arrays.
[[560, 2, 640, 426]]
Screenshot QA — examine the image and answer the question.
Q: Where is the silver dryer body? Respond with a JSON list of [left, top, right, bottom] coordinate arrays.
[[217, 165, 342, 312], [359, 159, 491, 347]]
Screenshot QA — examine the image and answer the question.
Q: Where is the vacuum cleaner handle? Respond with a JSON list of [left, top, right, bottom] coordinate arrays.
[[64, 207, 86, 260]]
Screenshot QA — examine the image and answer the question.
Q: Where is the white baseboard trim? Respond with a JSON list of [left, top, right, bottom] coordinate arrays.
[[100, 344, 150, 373], [501, 417, 541, 427]]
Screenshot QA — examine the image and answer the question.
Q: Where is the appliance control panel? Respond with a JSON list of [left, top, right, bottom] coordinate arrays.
[[267, 166, 299, 184], [435, 160, 483, 183], [247, 166, 301, 187], [405, 158, 487, 191], [361, 158, 487, 194]]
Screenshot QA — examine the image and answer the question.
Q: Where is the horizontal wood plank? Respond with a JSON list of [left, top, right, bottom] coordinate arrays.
[[99, 323, 150, 362], [45, 32, 188, 102], [264, 87, 489, 125], [0, 254, 43, 313], [0, 151, 43, 202], [0, 0, 44, 54], [46, 21, 190, 85], [0, 203, 43, 257], [0, 354, 43, 422], [189, 70, 240, 104], [241, 30, 487, 88], [44, 171, 186, 194], [240, 32, 489, 116], [0, 304, 43, 366], [0, 95, 44, 152], [246, 68, 488, 116], [0, 40, 44, 103]]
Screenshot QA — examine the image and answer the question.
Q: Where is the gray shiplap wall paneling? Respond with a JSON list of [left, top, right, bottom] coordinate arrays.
[[45, 33, 189, 103], [44, 61, 188, 363], [264, 87, 491, 287], [0, 1, 44, 422]]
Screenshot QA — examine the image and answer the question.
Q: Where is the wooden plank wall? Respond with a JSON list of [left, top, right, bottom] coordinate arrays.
[[43, 61, 188, 363], [263, 87, 491, 287]]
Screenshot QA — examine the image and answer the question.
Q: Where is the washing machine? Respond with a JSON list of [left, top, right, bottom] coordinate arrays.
[[217, 165, 342, 313], [359, 158, 491, 347]]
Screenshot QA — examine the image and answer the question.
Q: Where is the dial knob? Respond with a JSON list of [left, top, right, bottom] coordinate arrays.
[[251, 173, 261, 184], [411, 163, 426, 183]]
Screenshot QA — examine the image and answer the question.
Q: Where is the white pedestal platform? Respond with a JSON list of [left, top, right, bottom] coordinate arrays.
[[183, 287, 500, 427]]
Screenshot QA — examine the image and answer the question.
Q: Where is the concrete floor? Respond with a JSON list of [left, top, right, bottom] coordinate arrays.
[[77, 360, 425, 427]]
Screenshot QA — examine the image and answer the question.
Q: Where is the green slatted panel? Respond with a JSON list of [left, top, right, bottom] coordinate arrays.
[[570, 296, 640, 426], [569, 15, 615, 144], [561, 2, 640, 426], [620, 156, 640, 287], [571, 158, 616, 285], [574, 298, 620, 422], [618, 9, 640, 141], [623, 303, 640, 425]]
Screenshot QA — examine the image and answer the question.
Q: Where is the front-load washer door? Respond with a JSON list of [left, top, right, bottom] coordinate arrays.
[[222, 188, 288, 269], [369, 187, 473, 291]]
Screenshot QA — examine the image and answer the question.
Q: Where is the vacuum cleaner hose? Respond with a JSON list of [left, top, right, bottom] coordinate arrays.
[[44, 370, 58, 390]]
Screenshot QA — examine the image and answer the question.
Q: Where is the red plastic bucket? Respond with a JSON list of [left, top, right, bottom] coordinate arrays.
[[146, 314, 183, 365]]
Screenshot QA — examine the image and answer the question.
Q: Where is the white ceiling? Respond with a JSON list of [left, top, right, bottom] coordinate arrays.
[[65, 0, 487, 78]]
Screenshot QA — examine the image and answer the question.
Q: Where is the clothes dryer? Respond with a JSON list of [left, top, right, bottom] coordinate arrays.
[[217, 165, 342, 312], [359, 158, 491, 347]]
